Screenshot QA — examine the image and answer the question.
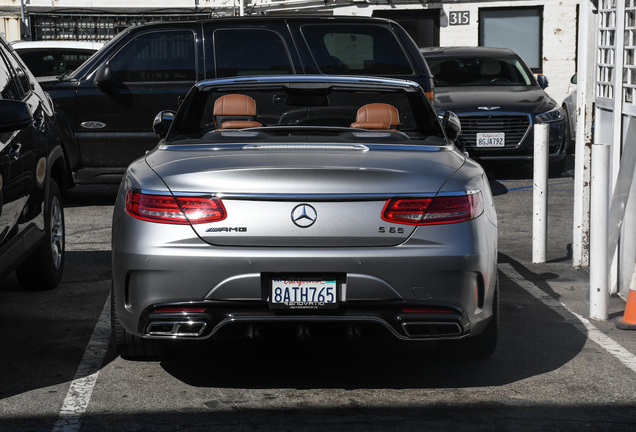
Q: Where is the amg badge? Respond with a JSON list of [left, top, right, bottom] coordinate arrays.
[[206, 227, 247, 232]]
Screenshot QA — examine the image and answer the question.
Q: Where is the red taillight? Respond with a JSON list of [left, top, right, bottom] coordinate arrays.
[[154, 307, 207, 313], [126, 190, 226, 224], [382, 192, 483, 225]]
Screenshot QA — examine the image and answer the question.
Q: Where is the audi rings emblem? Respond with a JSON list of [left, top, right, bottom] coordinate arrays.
[[291, 204, 317, 228]]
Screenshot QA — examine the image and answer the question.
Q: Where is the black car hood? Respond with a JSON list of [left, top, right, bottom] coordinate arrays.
[[36, 76, 62, 90], [434, 86, 557, 116]]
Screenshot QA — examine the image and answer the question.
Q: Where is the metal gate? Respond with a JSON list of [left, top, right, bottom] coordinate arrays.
[[577, 0, 636, 300], [28, 13, 215, 42]]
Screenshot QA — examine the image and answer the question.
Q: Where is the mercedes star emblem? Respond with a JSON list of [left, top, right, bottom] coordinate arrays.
[[291, 204, 317, 228]]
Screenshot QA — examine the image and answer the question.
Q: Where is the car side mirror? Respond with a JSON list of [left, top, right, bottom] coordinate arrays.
[[94, 62, 112, 90], [571, 74, 577, 85], [442, 110, 462, 144], [537, 74, 549, 89], [153, 110, 176, 139], [0, 100, 33, 133]]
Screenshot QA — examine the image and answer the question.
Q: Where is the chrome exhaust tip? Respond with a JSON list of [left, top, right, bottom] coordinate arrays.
[[402, 321, 462, 338], [146, 321, 207, 337]]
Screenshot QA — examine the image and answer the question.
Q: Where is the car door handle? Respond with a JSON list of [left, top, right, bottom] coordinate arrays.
[[10, 143, 22, 160]]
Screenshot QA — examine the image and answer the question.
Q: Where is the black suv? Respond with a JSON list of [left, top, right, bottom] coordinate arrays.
[[39, 16, 434, 185], [0, 36, 67, 290]]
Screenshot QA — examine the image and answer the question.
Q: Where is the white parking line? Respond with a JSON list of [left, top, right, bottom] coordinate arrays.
[[51, 294, 111, 432], [499, 263, 636, 374]]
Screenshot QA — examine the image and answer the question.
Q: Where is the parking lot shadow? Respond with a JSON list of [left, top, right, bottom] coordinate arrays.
[[0, 251, 114, 400], [161, 265, 587, 390], [64, 184, 121, 208]]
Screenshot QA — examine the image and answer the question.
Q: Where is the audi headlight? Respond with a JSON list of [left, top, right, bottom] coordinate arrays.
[[536, 107, 565, 123]]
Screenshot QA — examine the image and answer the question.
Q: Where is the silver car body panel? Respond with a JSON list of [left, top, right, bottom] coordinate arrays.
[[111, 75, 498, 343]]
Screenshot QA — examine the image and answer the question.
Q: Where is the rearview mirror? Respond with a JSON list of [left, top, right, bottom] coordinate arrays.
[[152, 111, 176, 139], [441, 111, 464, 153], [0, 100, 33, 133], [442, 111, 461, 139], [537, 74, 549, 90]]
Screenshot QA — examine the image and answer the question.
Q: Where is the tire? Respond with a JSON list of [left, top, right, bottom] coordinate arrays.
[[110, 283, 168, 360], [16, 178, 65, 290], [439, 281, 499, 358]]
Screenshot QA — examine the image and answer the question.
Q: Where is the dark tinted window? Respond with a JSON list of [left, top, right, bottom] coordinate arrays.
[[16, 48, 96, 77], [212, 29, 294, 78], [426, 56, 533, 87], [301, 24, 413, 75], [110, 31, 196, 82]]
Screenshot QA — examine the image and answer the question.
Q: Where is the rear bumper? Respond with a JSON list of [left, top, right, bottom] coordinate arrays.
[[112, 209, 498, 342], [141, 307, 471, 341]]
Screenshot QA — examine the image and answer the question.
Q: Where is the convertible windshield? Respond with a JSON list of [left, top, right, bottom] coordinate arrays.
[[427, 57, 534, 87], [168, 81, 444, 143]]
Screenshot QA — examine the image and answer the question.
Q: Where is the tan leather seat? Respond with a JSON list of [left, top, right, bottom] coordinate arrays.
[[350, 103, 399, 131], [213, 94, 262, 129]]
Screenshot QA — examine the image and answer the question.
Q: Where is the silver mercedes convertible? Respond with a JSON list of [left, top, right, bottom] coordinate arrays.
[[111, 76, 498, 360]]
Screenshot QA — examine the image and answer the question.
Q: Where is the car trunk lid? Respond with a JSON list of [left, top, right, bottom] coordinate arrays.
[[145, 143, 464, 247]]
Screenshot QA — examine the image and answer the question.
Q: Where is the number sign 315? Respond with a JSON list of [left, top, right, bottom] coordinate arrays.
[[449, 11, 470, 26]]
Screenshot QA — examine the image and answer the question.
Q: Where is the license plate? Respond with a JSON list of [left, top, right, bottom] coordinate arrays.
[[270, 277, 338, 309], [476, 132, 505, 147]]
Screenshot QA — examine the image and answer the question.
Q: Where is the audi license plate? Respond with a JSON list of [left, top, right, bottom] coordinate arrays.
[[270, 277, 338, 309], [476, 132, 505, 147]]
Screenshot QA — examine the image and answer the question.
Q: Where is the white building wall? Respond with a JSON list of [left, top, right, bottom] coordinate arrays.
[[0, 15, 21, 41]]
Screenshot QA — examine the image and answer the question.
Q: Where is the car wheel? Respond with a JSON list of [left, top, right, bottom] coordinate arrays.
[[110, 283, 168, 360], [440, 281, 499, 358], [16, 178, 65, 290]]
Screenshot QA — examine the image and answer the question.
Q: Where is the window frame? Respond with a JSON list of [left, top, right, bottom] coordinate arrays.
[[299, 23, 416, 77], [210, 28, 295, 79], [0, 47, 26, 101], [107, 29, 197, 84], [478, 6, 544, 74]]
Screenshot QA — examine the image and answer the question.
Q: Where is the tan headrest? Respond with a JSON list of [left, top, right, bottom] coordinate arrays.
[[213, 94, 258, 128], [351, 103, 399, 130]]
